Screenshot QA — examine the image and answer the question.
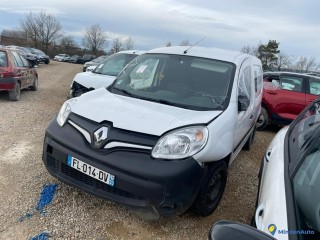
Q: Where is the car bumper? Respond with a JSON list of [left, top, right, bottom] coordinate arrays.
[[42, 119, 207, 220], [0, 78, 17, 90]]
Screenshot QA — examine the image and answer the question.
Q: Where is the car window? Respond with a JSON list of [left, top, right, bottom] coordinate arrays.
[[281, 75, 303, 92], [263, 75, 280, 90], [0, 51, 8, 67], [308, 78, 320, 95], [20, 55, 31, 68], [12, 51, 24, 67]]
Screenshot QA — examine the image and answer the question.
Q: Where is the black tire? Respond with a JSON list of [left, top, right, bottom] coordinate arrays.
[[9, 82, 21, 101], [257, 107, 268, 131], [191, 161, 228, 216], [243, 127, 256, 150], [45, 61, 49, 64], [30, 76, 38, 91]]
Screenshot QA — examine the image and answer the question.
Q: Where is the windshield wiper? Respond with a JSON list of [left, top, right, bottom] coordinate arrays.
[[112, 87, 141, 99]]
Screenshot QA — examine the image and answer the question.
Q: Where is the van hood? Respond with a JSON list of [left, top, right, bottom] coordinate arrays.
[[73, 72, 116, 89], [71, 88, 221, 136]]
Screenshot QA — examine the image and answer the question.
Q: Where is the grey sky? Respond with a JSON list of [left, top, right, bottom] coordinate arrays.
[[0, 0, 319, 58]]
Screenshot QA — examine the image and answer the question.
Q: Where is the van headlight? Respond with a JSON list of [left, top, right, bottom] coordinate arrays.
[[152, 126, 208, 159], [56, 98, 77, 126]]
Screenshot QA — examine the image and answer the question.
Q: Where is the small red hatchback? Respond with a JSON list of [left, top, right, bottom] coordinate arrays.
[[0, 47, 38, 101], [257, 71, 320, 130]]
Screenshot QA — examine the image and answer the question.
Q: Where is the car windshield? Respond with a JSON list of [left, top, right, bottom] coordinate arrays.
[[34, 49, 45, 55], [287, 100, 320, 238], [92, 56, 107, 63], [110, 53, 235, 111], [93, 53, 138, 77]]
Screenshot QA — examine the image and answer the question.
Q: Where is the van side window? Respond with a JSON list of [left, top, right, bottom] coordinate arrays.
[[239, 66, 252, 103], [253, 65, 263, 93]]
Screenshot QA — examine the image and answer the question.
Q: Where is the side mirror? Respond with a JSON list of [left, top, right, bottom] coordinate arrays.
[[238, 95, 250, 111], [209, 221, 276, 240]]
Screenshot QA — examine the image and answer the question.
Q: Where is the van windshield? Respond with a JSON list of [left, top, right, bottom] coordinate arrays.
[[110, 53, 235, 111]]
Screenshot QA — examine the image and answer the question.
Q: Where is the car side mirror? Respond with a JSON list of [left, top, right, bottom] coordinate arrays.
[[209, 221, 276, 240], [238, 95, 250, 111]]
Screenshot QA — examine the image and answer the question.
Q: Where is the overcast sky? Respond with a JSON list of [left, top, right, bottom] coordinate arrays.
[[0, 0, 319, 58]]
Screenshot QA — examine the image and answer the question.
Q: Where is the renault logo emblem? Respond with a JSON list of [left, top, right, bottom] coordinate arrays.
[[93, 127, 108, 147]]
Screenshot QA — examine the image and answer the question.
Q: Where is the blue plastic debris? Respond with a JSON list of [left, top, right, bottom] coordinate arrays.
[[26, 212, 32, 219], [30, 232, 49, 240], [35, 184, 58, 211]]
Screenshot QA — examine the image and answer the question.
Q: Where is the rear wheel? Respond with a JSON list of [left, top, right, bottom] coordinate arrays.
[[9, 82, 21, 101], [30, 76, 38, 91], [191, 161, 228, 216], [257, 107, 268, 131]]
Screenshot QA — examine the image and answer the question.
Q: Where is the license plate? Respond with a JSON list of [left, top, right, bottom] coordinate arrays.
[[67, 155, 115, 187]]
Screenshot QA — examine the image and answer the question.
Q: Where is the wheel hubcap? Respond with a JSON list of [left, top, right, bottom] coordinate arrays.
[[206, 172, 222, 208]]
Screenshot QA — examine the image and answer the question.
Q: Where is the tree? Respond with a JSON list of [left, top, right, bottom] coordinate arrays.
[[82, 24, 107, 55], [165, 41, 172, 47], [240, 44, 259, 57], [109, 37, 124, 54], [275, 52, 293, 71], [20, 10, 62, 53], [124, 36, 134, 50], [180, 39, 191, 46], [305, 57, 317, 73], [60, 35, 78, 54], [257, 40, 280, 70]]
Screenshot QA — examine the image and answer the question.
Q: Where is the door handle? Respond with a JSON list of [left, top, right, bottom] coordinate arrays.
[[255, 204, 265, 230], [266, 91, 277, 95], [249, 115, 253, 120]]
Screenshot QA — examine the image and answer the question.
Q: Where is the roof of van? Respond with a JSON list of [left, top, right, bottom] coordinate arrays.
[[116, 50, 146, 55], [147, 46, 255, 65]]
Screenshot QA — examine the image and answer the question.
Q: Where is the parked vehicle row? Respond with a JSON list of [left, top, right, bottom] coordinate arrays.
[[53, 53, 97, 64], [0, 46, 38, 101], [5, 45, 50, 65]]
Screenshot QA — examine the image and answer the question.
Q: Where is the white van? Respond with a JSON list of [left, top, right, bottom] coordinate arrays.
[[43, 46, 263, 220]]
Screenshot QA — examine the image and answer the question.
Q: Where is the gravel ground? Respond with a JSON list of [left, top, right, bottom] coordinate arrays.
[[0, 62, 279, 239]]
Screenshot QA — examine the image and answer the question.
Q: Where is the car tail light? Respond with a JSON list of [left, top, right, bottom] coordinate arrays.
[[0, 72, 14, 78]]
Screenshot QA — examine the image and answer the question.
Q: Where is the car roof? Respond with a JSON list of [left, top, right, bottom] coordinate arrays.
[[146, 46, 254, 65], [264, 71, 320, 80]]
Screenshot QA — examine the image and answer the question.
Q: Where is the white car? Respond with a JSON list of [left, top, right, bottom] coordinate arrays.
[[68, 50, 145, 98], [82, 55, 108, 72], [54, 54, 70, 62], [43, 46, 263, 220], [209, 99, 320, 240]]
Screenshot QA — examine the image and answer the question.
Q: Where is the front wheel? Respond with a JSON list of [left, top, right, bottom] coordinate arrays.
[[257, 107, 268, 131], [191, 161, 228, 216]]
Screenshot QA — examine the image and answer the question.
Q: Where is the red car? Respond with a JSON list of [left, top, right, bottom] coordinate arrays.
[[257, 71, 320, 130], [0, 47, 38, 101]]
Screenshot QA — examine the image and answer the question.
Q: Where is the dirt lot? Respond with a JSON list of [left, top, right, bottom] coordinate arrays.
[[0, 62, 278, 240]]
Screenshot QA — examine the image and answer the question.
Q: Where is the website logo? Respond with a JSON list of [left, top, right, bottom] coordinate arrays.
[[268, 224, 277, 236]]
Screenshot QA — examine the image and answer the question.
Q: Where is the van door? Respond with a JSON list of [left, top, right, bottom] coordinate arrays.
[[234, 58, 255, 152]]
